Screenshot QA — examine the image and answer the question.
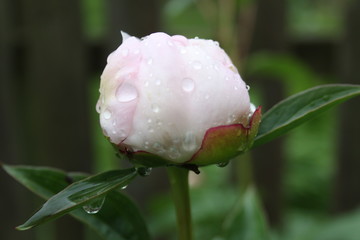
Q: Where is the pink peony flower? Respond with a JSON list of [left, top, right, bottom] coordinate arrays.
[[97, 32, 261, 167]]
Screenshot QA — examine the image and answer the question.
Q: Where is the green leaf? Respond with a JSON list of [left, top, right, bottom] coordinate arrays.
[[222, 187, 271, 240], [253, 84, 360, 147], [3, 165, 149, 240]]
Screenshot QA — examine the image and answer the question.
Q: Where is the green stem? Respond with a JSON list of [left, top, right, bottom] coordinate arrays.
[[167, 167, 193, 240]]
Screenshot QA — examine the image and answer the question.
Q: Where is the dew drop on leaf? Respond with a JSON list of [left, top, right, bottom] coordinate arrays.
[[82, 196, 106, 214]]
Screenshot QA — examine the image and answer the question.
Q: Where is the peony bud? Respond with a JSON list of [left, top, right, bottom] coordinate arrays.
[[97, 32, 261, 168]]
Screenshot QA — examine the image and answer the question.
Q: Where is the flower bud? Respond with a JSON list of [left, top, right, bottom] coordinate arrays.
[[97, 32, 261, 167]]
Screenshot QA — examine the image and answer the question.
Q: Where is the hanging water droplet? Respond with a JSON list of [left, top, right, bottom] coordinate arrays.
[[121, 185, 128, 190], [116, 83, 138, 102], [195, 36, 199, 40], [121, 48, 129, 57], [182, 131, 197, 151], [246, 85, 250, 91], [82, 196, 106, 214], [217, 161, 230, 168], [103, 109, 112, 120], [214, 41, 219, 46], [137, 167, 152, 176], [182, 78, 195, 92], [147, 58, 153, 65], [193, 61, 202, 70], [151, 104, 160, 113]]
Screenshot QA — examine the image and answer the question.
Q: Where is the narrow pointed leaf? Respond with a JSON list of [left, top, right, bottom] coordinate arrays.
[[3, 164, 144, 239], [254, 84, 360, 147]]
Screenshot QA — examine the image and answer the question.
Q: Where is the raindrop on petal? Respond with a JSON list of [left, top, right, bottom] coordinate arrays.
[[193, 61, 202, 70], [246, 85, 250, 91], [103, 109, 112, 120], [83, 196, 106, 214], [182, 131, 197, 152], [151, 104, 160, 113], [116, 83, 138, 102], [147, 58, 153, 65], [96, 100, 101, 113], [168, 147, 180, 159], [182, 78, 195, 92]]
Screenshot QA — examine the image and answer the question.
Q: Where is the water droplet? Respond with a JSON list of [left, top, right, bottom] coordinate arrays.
[[121, 48, 129, 57], [168, 147, 180, 159], [156, 120, 163, 126], [144, 81, 149, 87], [151, 104, 160, 113], [148, 127, 154, 133], [103, 109, 112, 120], [96, 100, 101, 113], [147, 118, 152, 123], [167, 40, 174, 46], [118, 129, 126, 138], [193, 61, 202, 70], [182, 132, 197, 151], [121, 185, 128, 190], [83, 197, 106, 214], [149, 72, 153, 78], [137, 167, 152, 176], [116, 83, 138, 102], [112, 121, 116, 126], [195, 36, 199, 40], [182, 78, 195, 92], [214, 41, 219, 46], [153, 142, 165, 153], [234, 86, 238, 90], [155, 79, 161, 86], [205, 94, 210, 100], [217, 161, 229, 168], [147, 58, 153, 65], [133, 49, 140, 54], [207, 76, 212, 80], [246, 85, 250, 91]]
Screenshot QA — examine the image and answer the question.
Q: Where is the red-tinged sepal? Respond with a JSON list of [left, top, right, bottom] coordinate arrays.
[[188, 107, 262, 166]]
